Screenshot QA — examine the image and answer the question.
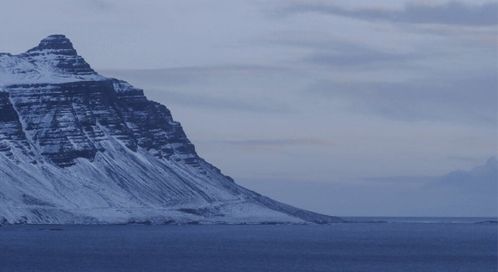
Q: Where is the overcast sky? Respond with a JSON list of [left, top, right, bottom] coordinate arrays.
[[1, 0, 496, 216]]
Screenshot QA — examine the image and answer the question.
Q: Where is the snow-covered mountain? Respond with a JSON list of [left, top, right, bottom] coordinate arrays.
[[0, 35, 340, 224]]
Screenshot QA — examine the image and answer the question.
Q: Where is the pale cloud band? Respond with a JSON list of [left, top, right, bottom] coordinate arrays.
[[278, 1, 498, 26]]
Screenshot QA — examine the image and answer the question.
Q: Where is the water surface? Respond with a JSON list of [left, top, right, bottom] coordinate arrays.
[[1, 221, 496, 272]]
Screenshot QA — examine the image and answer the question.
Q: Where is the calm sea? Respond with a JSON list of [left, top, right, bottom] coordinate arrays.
[[1, 218, 496, 272]]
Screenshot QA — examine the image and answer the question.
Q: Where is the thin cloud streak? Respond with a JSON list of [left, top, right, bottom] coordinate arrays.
[[102, 67, 298, 114], [212, 138, 334, 148], [279, 1, 498, 26], [148, 89, 293, 114], [308, 74, 498, 125], [303, 49, 418, 67]]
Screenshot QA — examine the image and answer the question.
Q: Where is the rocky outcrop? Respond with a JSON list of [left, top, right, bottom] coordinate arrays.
[[5, 79, 199, 167], [0, 90, 32, 161]]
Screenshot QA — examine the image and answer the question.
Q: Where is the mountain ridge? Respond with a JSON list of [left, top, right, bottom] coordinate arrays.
[[0, 34, 341, 224]]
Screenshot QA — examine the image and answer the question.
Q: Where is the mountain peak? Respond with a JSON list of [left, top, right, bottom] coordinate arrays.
[[25, 34, 77, 56], [35, 34, 74, 50], [0, 34, 101, 86], [0, 34, 101, 82]]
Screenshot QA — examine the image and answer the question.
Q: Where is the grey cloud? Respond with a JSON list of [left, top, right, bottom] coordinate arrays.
[[368, 157, 497, 216], [363, 176, 439, 184], [260, 33, 435, 70], [303, 47, 418, 67], [213, 138, 334, 148], [308, 74, 498, 125], [84, 0, 114, 11], [434, 157, 498, 194], [363, 157, 497, 193], [280, 1, 498, 26], [102, 67, 296, 114], [147, 88, 293, 114], [102, 65, 292, 87], [446, 155, 486, 163], [240, 157, 498, 216]]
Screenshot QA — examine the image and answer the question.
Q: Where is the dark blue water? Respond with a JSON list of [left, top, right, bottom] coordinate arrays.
[[0, 221, 496, 272]]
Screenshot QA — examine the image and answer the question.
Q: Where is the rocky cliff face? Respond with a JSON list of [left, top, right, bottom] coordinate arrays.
[[0, 35, 340, 224]]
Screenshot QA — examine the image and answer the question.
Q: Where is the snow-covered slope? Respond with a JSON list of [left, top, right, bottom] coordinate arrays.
[[0, 35, 340, 224]]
